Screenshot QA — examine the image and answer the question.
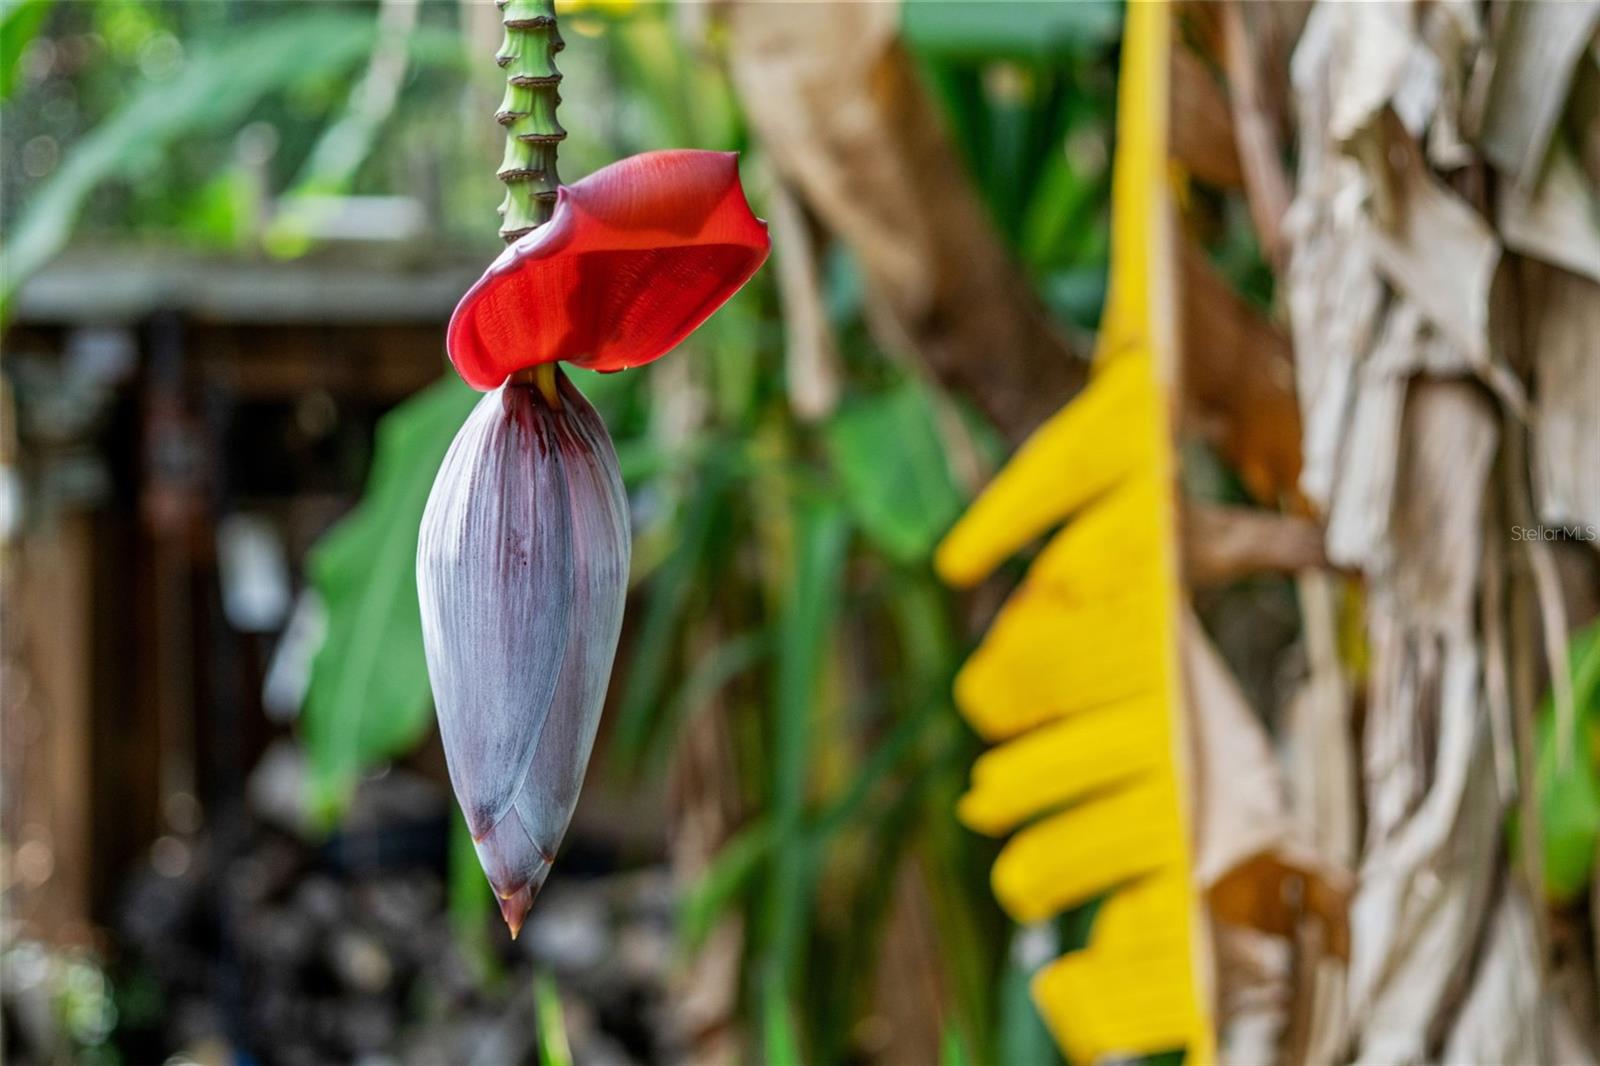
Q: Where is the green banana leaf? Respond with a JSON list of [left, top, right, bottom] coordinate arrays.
[[823, 380, 966, 566], [1533, 620, 1600, 902], [300, 375, 476, 821]]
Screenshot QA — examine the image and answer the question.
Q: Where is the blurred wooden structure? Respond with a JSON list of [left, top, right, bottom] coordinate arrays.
[[1, 247, 480, 944]]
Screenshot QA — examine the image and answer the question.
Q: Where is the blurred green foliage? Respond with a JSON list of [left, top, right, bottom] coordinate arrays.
[[533, 970, 576, 1066], [5, 12, 371, 307], [1, 0, 481, 309], [300, 375, 477, 822], [1531, 621, 1600, 902], [907, 0, 1117, 330], [1, 0, 55, 101], [823, 382, 967, 565]]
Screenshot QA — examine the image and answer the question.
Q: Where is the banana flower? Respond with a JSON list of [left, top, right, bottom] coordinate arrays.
[[418, 150, 769, 935]]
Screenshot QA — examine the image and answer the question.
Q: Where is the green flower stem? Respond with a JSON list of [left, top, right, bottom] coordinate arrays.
[[496, 0, 565, 242]]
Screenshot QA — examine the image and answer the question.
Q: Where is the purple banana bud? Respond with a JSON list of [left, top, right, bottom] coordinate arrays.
[[417, 368, 629, 937]]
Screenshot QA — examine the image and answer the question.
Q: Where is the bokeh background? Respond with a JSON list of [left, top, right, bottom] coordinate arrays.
[[3, 2, 1599, 1065]]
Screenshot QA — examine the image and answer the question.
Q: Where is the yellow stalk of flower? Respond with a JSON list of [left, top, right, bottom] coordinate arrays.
[[934, 3, 1214, 1062]]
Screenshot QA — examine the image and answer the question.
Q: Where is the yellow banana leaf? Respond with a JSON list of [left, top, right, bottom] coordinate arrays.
[[934, 4, 1214, 1062]]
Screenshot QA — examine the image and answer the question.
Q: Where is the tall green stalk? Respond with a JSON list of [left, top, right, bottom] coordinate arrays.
[[495, 0, 564, 242]]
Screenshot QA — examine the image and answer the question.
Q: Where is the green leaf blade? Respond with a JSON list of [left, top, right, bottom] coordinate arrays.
[[300, 375, 476, 822]]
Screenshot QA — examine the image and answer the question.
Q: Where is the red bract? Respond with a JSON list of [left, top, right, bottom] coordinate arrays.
[[447, 149, 770, 388]]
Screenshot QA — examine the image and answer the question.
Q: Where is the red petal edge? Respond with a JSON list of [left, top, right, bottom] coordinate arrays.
[[447, 150, 771, 388]]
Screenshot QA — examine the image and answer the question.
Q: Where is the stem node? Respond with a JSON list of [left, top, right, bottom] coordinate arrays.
[[495, 0, 565, 243]]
